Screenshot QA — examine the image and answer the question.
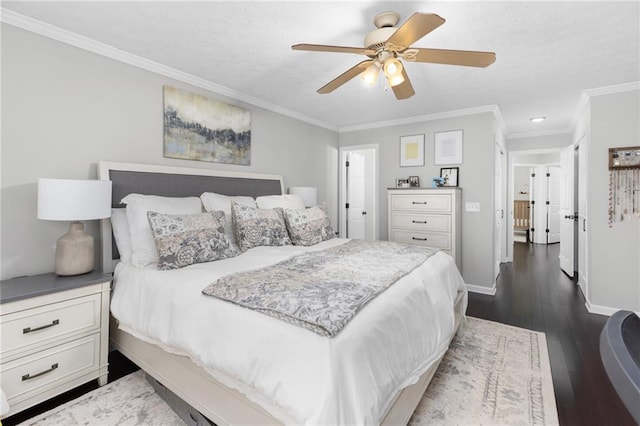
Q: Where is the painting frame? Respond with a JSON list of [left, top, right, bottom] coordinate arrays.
[[440, 167, 459, 187], [163, 86, 251, 165], [400, 134, 425, 167], [434, 130, 463, 165], [409, 176, 420, 187]]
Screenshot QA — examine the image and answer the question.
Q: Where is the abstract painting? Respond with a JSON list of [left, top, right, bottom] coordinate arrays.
[[163, 86, 251, 165]]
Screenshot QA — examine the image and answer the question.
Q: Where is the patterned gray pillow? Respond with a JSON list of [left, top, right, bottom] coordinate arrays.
[[284, 203, 335, 246], [231, 202, 292, 251], [147, 211, 238, 270]]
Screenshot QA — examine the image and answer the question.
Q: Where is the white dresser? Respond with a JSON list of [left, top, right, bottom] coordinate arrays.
[[0, 271, 111, 419], [387, 188, 462, 271]]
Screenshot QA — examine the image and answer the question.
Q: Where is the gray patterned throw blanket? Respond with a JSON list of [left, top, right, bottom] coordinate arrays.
[[202, 240, 439, 337]]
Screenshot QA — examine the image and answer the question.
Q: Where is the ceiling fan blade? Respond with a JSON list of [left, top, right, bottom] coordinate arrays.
[[292, 43, 376, 56], [385, 13, 445, 51], [392, 68, 415, 100], [318, 60, 374, 94], [408, 48, 496, 67]]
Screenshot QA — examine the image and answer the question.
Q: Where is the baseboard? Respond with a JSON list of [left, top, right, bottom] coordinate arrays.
[[584, 300, 620, 316], [466, 283, 496, 296]]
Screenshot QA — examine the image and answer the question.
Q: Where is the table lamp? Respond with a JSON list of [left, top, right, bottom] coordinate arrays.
[[37, 178, 112, 276], [289, 187, 317, 207]]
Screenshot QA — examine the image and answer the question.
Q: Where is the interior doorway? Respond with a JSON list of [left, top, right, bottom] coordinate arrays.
[[339, 145, 378, 240], [507, 149, 563, 259]]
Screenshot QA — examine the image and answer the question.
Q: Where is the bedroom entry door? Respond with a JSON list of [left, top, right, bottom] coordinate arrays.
[[339, 145, 377, 240], [559, 144, 575, 277]]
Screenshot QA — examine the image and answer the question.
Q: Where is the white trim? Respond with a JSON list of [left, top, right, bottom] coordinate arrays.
[[98, 161, 283, 187], [0, 8, 337, 132], [465, 283, 496, 296], [584, 300, 619, 317], [583, 81, 640, 97], [507, 128, 573, 140], [338, 105, 500, 133]]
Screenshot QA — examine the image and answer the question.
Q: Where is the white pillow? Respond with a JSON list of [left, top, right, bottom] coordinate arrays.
[[200, 192, 256, 249], [121, 194, 202, 267], [255, 194, 305, 210], [110, 208, 132, 262]]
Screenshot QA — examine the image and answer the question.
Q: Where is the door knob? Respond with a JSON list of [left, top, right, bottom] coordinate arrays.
[[362, 211, 367, 215]]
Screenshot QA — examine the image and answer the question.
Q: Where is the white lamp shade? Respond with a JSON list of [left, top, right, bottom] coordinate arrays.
[[38, 178, 112, 221], [289, 187, 317, 207]]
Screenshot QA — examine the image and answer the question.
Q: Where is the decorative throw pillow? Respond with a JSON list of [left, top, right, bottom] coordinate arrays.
[[121, 194, 203, 267], [231, 202, 292, 251], [200, 192, 256, 251], [147, 211, 238, 270], [284, 203, 335, 246]]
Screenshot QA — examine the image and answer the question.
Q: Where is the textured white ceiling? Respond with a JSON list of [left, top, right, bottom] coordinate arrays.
[[3, 1, 639, 136]]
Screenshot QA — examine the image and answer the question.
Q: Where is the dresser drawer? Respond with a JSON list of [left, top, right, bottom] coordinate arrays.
[[1, 293, 101, 357], [390, 213, 451, 232], [1, 334, 100, 404], [390, 194, 451, 212], [390, 230, 451, 249]]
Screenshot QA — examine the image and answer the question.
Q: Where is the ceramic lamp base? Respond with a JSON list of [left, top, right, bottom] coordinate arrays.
[[55, 221, 94, 276]]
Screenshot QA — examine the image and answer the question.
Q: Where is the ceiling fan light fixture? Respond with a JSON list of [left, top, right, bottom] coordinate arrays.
[[383, 57, 403, 79], [387, 73, 405, 87], [360, 62, 381, 86]]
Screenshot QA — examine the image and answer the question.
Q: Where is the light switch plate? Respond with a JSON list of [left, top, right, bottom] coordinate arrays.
[[466, 202, 481, 212]]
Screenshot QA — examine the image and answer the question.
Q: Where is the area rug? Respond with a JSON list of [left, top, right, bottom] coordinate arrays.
[[19, 317, 558, 425]]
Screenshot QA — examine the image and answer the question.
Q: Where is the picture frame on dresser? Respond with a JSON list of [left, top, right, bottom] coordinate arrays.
[[440, 167, 459, 187]]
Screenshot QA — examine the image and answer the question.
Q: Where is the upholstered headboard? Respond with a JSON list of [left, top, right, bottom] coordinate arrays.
[[98, 161, 284, 272]]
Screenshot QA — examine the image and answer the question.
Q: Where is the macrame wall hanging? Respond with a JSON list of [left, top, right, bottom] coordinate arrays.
[[608, 146, 640, 227]]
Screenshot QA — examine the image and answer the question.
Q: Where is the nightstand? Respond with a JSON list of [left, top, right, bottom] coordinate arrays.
[[0, 271, 111, 419]]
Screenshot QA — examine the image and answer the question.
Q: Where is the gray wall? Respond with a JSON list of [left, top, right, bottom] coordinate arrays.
[[1, 24, 338, 279], [587, 90, 640, 311], [514, 167, 531, 201], [339, 113, 496, 288], [508, 133, 572, 152]]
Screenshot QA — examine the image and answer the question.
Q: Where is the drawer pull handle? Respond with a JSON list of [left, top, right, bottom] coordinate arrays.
[[412, 237, 428, 241], [22, 363, 58, 381], [412, 201, 428, 205], [23, 319, 59, 334], [412, 220, 428, 224]]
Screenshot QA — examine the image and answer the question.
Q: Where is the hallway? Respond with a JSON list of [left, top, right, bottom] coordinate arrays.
[[467, 242, 634, 425]]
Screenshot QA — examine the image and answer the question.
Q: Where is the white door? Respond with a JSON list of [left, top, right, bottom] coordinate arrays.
[[547, 166, 561, 243], [559, 145, 575, 276], [340, 146, 377, 240], [494, 144, 504, 280], [577, 139, 588, 294], [347, 152, 366, 239]]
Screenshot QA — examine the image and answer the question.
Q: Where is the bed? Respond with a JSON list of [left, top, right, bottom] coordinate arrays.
[[98, 161, 467, 425]]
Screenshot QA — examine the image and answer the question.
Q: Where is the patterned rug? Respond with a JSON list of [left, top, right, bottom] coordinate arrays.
[[19, 317, 558, 425]]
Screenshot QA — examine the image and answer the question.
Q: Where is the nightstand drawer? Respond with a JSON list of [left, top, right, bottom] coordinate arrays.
[[390, 230, 451, 249], [391, 194, 451, 212], [1, 293, 101, 357], [1, 334, 100, 405], [390, 213, 451, 232]]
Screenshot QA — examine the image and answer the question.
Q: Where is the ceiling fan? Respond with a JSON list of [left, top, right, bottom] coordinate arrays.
[[292, 11, 496, 100]]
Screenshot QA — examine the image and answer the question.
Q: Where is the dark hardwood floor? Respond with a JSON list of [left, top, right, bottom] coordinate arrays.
[[468, 242, 635, 425], [4, 242, 633, 425]]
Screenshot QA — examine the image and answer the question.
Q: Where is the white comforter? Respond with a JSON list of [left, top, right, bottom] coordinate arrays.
[[110, 239, 466, 425]]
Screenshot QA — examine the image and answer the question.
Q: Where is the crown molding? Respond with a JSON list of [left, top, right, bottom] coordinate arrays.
[[338, 104, 501, 133], [584, 81, 640, 97], [0, 8, 338, 132]]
